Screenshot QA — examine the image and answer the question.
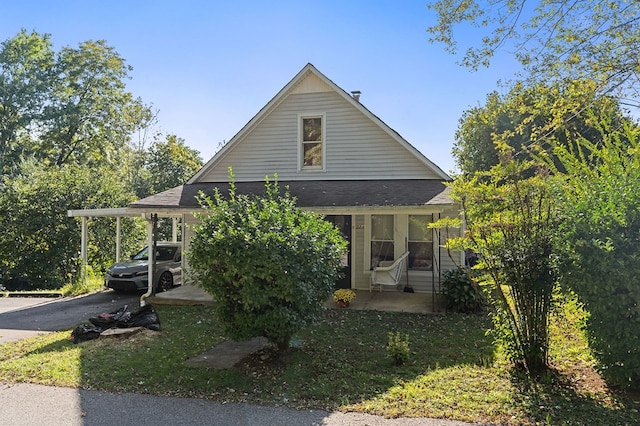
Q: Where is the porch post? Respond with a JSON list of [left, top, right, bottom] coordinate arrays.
[[172, 217, 178, 243], [115, 216, 121, 262], [81, 217, 88, 283]]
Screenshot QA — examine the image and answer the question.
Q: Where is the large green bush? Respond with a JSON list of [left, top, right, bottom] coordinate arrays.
[[188, 174, 347, 351], [0, 164, 143, 290], [551, 117, 640, 389], [445, 158, 557, 376]]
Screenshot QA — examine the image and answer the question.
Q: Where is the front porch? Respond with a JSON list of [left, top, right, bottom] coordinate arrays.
[[149, 285, 443, 314], [340, 289, 443, 314]]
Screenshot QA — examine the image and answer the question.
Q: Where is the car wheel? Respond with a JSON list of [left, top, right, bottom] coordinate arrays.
[[157, 272, 173, 293]]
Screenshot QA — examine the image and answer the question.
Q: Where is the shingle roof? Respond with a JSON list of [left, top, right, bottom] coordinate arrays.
[[130, 180, 452, 210]]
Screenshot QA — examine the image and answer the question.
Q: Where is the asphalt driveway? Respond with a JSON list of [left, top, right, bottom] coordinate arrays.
[[0, 290, 141, 343]]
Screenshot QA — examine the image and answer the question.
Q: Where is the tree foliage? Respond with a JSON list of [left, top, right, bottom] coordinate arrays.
[[427, 0, 640, 103], [188, 172, 347, 352], [0, 164, 144, 290], [547, 114, 640, 389], [445, 157, 557, 376], [0, 30, 184, 289], [39, 39, 153, 168], [136, 134, 203, 198], [0, 30, 153, 176], [454, 79, 627, 175], [0, 30, 54, 174]]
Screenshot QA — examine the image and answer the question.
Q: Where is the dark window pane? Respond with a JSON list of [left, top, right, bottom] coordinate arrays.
[[408, 242, 432, 270], [303, 117, 322, 141], [371, 241, 395, 268]]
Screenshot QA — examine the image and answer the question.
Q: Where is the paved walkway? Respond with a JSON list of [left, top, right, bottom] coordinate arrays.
[[0, 382, 479, 426]]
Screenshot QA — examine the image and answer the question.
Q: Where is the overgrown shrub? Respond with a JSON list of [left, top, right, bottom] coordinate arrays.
[[551, 118, 640, 389], [441, 268, 484, 313], [0, 164, 143, 290], [188, 172, 347, 352], [445, 158, 557, 377]]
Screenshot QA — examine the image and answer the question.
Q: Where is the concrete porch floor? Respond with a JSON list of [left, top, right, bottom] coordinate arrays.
[[339, 289, 442, 314], [149, 285, 442, 314]]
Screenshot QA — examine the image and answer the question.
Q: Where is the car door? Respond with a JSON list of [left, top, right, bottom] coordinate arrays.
[[172, 247, 183, 285]]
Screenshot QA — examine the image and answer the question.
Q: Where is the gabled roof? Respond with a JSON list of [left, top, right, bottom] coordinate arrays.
[[129, 180, 452, 211], [188, 63, 450, 183]]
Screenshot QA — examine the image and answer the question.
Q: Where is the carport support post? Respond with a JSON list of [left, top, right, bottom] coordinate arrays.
[[80, 217, 88, 285], [172, 217, 178, 243], [115, 217, 121, 262]]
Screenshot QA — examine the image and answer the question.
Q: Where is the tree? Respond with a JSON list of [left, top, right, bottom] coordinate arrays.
[[427, 1, 640, 104], [547, 114, 640, 389], [0, 30, 54, 174], [39, 39, 153, 169], [188, 172, 347, 352], [453, 79, 626, 175], [138, 134, 203, 198], [444, 156, 557, 376], [0, 31, 153, 176], [0, 30, 155, 290], [0, 163, 144, 290], [132, 133, 203, 241]]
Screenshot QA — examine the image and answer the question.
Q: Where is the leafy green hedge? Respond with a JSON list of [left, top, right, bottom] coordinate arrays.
[[441, 268, 484, 313]]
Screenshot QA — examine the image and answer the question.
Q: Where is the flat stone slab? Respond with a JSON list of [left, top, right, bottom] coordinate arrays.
[[186, 336, 269, 369], [100, 327, 146, 338]]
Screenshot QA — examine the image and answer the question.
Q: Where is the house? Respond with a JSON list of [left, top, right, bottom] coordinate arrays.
[[119, 63, 462, 295]]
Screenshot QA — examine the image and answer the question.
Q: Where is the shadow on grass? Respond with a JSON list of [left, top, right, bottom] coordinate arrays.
[[246, 308, 497, 409], [508, 366, 640, 425], [1, 305, 497, 418], [6, 302, 640, 423]]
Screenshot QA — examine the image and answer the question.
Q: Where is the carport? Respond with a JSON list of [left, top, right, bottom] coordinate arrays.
[[67, 207, 185, 305]]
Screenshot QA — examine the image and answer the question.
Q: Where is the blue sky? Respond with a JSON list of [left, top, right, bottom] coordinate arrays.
[[0, 1, 522, 174]]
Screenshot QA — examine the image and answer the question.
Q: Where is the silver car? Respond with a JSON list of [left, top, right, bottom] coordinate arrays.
[[105, 242, 182, 292]]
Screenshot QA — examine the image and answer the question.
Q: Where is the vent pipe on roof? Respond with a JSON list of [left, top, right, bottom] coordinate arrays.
[[351, 90, 361, 102]]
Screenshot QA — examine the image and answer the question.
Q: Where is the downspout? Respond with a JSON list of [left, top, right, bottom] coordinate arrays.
[[140, 213, 158, 307]]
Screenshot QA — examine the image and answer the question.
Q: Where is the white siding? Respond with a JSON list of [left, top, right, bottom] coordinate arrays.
[[355, 210, 463, 294], [290, 72, 332, 94], [199, 92, 441, 182]]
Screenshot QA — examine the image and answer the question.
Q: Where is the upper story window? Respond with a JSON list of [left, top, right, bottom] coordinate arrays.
[[299, 114, 325, 170]]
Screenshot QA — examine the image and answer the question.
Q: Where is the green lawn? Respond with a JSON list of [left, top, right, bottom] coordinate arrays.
[[0, 300, 638, 425]]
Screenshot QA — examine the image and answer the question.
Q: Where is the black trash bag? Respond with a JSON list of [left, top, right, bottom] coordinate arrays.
[[116, 304, 161, 331], [71, 324, 103, 344], [89, 304, 131, 329]]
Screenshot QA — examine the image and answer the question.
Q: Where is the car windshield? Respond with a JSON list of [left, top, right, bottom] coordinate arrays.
[[131, 246, 177, 261]]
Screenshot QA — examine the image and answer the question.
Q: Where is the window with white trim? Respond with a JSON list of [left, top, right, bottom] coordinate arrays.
[[408, 215, 433, 270], [300, 115, 324, 169], [370, 214, 394, 268]]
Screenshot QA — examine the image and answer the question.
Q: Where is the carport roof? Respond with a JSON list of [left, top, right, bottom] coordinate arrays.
[[128, 179, 453, 211]]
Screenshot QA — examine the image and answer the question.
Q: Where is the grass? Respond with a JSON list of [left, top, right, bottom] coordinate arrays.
[[59, 274, 106, 297], [1, 299, 639, 425]]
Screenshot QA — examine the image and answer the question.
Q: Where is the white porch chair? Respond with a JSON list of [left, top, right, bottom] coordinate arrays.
[[370, 251, 410, 292]]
